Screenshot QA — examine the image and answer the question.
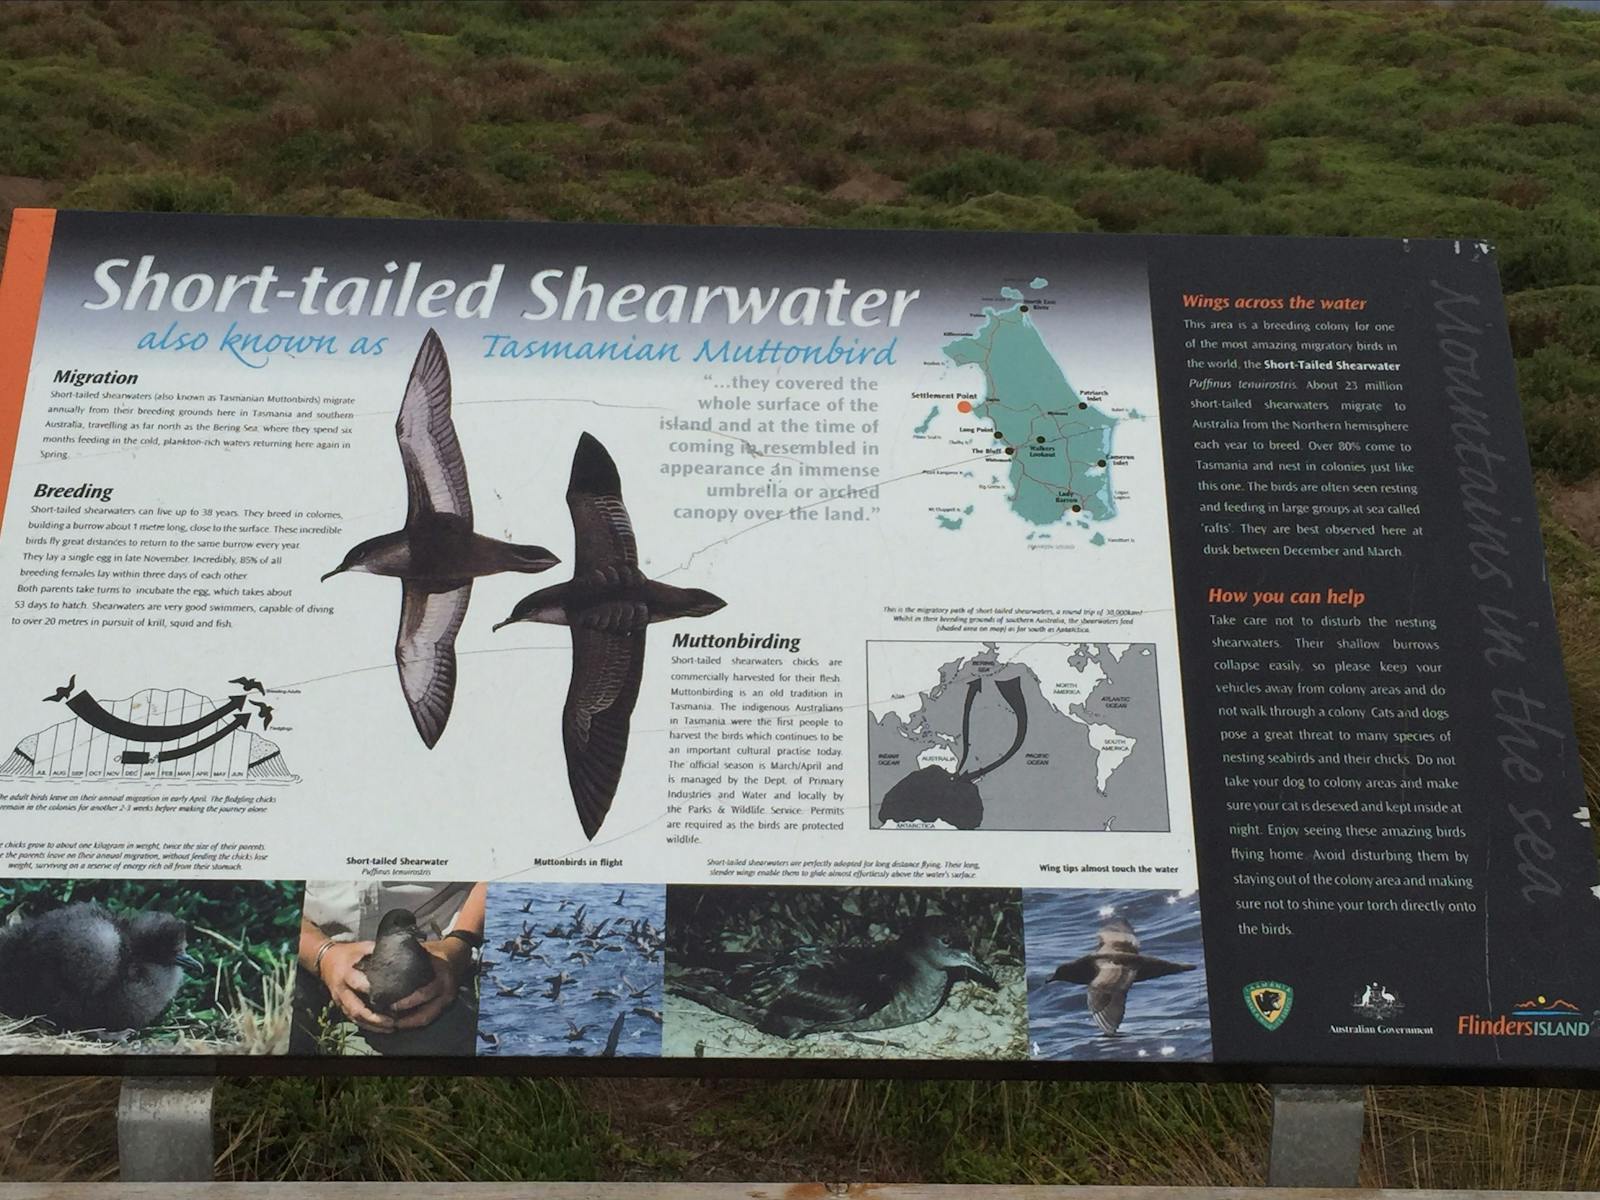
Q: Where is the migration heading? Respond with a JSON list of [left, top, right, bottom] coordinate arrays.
[[83, 258, 922, 328]]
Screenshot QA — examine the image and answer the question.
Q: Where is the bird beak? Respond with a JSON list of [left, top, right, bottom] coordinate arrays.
[[176, 951, 203, 974], [492, 617, 513, 632], [953, 949, 999, 990], [320, 566, 345, 582]]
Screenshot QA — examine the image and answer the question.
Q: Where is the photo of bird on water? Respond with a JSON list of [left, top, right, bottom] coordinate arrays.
[[664, 886, 1028, 1060], [476, 882, 664, 1058], [321, 329, 560, 748], [1023, 888, 1211, 1062], [0, 878, 301, 1055], [494, 432, 726, 842]]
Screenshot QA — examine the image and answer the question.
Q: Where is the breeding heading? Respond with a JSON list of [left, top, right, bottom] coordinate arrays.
[[81, 257, 921, 328]]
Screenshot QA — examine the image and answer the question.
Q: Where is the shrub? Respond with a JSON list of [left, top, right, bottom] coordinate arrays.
[[1118, 118, 1267, 182]]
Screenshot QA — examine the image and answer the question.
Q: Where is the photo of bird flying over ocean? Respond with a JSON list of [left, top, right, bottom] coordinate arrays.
[[495, 433, 725, 841], [321, 330, 559, 748], [664, 886, 1027, 1060], [1023, 888, 1210, 1062]]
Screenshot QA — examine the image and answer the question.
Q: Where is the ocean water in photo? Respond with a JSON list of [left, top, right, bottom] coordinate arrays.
[[1023, 887, 1211, 1062], [477, 882, 664, 1058]]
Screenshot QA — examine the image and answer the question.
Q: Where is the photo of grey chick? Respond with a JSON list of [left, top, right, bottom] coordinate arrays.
[[0, 902, 201, 1032], [357, 908, 436, 1014]]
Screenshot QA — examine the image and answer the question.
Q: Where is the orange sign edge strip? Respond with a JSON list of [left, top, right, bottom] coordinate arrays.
[[0, 208, 57, 539]]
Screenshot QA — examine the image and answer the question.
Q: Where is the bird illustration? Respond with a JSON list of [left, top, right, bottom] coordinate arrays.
[[592, 986, 619, 1000], [621, 975, 651, 999], [478, 1030, 500, 1049], [601, 1011, 626, 1056], [229, 676, 264, 694], [614, 890, 626, 906], [1045, 917, 1196, 1035], [669, 929, 997, 1039], [356, 908, 435, 1014], [250, 700, 275, 730], [520, 899, 533, 913], [322, 331, 560, 747], [495, 433, 726, 838], [565, 1019, 592, 1041], [630, 1006, 663, 1024], [495, 982, 525, 998], [0, 902, 200, 1031], [43, 674, 75, 703], [544, 970, 573, 1000]]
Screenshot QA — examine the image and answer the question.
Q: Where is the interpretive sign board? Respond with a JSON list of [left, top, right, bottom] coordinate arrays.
[[0, 210, 1592, 1078]]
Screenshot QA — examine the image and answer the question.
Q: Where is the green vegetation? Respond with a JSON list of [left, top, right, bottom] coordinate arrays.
[[3, 0, 1600, 1186]]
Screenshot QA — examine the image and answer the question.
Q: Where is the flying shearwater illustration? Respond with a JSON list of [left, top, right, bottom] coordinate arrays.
[[321, 331, 559, 747], [495, 432, 725, 839], [1045, 917, 1196, 1035]]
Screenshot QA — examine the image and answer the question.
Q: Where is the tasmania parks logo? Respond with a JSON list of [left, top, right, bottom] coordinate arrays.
[[1244, 981, 1293, 1030], [1457, 994, 1592, 1038]]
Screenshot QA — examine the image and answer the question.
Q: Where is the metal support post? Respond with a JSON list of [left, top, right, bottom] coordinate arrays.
[[117, 1075, 215, 1181], [1268, 1083, 1365, 1187]]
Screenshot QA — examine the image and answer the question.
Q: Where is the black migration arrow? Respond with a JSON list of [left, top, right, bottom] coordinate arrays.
[[119, 713, 251, 765], [953, 678, 982, 776], [69, 691, 248, 742], [963, 675, 1029, 783]]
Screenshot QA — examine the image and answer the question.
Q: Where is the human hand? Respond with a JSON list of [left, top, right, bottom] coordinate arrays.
[[390, 939, 470, 1031], [317, 940, 395, 1033]]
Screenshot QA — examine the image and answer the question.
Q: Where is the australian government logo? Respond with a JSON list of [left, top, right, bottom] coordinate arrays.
[[1330, 982, 1434, 1037], [1244, 981, 1293, 1030], [1458, 994, 1595, 1038]]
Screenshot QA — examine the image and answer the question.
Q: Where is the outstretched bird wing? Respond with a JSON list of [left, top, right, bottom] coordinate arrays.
[[563, 611, 647, 840], [1087, 959, 1137, 1035], [397, 330, 473, 527], [567, 433, 637, 577], [602, 1011, 626, 1056], [396, 581, 471, 748]]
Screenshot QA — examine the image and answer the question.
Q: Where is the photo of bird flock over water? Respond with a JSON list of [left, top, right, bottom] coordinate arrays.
[[664, 886, 1028, 1060], [0, 878, 300, 1055], [477, 882, 664, 1058], [1023, 888, 1210, 1062]]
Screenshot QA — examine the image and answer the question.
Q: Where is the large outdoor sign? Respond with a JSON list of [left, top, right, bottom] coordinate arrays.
[[0, 209, 1592, 1075]]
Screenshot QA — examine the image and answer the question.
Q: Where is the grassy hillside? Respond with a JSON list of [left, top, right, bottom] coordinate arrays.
[[3, 0, 1600, 1186]]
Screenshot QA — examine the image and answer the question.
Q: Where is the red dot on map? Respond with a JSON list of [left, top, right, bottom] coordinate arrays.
[[957, 401, 973, 413]]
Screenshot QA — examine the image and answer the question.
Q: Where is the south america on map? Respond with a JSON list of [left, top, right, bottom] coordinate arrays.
[[867, 641, 1169, 833]]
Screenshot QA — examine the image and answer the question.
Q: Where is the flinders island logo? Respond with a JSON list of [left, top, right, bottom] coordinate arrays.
[[1457, 994, 1591, 1038], [1244, 981, 1293, 1030]]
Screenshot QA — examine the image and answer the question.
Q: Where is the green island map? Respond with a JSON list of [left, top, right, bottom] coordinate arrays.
[[924, 280, 1125, 538]]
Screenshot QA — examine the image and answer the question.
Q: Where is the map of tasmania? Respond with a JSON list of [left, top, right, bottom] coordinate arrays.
[[868, 641, 1167, 832], [938, 282, 1118, 530]]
